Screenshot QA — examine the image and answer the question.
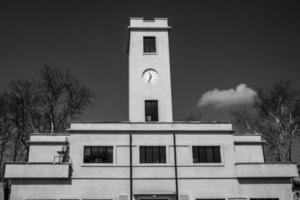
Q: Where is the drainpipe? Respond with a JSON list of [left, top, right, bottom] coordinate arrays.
[[129, 133, 133, 200], [173, 132, 179, 200]]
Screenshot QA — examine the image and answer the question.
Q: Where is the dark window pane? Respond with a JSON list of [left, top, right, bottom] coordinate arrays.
[[213, 146, 221, 162], [250, 199, 279, 200], [193, 146, 221, 163], [196, 199, 225, 200], [83, 146, 113, 163], [140, 146, 146, 163], [199, 146, 207, 163], [153, 146, 159, 163], [140, 146, 166, 163], [192, 146, 197, 163], [145, 100, 158, 121], [143, 37, 156, 53], [106, 147, 113, 162], [206, 146, 213, 162], [84, 147, 91, 163], [146, 147, 153, 163], [159, 146, 166, 163]]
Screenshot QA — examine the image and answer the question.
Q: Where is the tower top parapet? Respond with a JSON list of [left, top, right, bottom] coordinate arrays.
[[129, 17, 171, 29]]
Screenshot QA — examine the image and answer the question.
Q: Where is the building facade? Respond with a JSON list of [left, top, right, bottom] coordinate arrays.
[[4, 18, 298, 200]]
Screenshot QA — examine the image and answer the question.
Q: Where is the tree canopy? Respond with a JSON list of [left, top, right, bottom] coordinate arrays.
[[232, 81, 300, 162], [0, 65, 95, 175]]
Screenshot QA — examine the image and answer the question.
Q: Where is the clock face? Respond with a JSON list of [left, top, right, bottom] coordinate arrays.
[[142, 69, 159, 84]]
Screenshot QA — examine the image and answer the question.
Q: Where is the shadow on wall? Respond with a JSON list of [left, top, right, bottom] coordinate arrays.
[[11, 179, 72, 185], [238, 178, 290, 184], [1, 179, 10, 200]]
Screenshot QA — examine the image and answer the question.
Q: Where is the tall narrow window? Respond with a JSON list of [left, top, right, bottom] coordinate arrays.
[[140, 146, 166, 163], [145, 100, 158, 121], [143, 36, 156, 53], [192, 146, 221, 163], [83, 146, 113, 163]]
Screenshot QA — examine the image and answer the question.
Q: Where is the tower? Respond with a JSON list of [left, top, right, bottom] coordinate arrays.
[[128, 18, 173, 122]]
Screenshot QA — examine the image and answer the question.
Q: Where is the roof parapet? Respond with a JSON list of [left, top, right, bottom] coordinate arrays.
[[68, 122, 233, 132], [129, 17, 171, 29]]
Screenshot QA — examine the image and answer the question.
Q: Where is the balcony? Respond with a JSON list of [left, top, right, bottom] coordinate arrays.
[[4, 163, 71, 179], [235, 163, 298, 178]]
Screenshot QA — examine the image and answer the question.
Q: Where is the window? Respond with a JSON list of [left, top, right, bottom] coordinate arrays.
[[192, 146, 221, 163], [83, 146, 113, 163], [196, 199, 225, 200], [250, 199, 279, 200], [140, 146, 166, 163], [145, 100, 158, 121], [227, 199, 247, 200], [143, 36, 156, 53]]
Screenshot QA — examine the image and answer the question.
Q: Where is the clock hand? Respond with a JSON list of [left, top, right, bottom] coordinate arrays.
[[148, 74, 152, 83]]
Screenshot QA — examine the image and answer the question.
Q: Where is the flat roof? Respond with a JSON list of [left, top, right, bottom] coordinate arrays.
[[68, 121, 233, 132]]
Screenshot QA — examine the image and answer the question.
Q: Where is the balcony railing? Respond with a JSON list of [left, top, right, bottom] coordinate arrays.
[[4, 163, 71, 179], [235, 162, 298, 178]]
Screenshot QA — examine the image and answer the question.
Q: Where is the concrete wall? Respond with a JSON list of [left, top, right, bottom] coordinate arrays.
[[28, 135, 69, 163], [235, 163, 298, 178], [179, 179, 293, 200], [69, 132, 239, 179], [5, 163, 70, 178], [128, 19, 173, 122], [129, 18, 169, 28], [29, 145, 65, 162], [9, 178, 294, 200], [8, 130, 297, 200], [234, 144, 264, 163], [10, 179, 129, 200]]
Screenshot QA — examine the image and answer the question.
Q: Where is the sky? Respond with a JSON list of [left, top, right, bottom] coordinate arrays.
[[0, 0, 299, 122]]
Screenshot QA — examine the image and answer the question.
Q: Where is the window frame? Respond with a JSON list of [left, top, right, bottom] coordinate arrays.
[[145, 100, 159, 122], [139, 145, 167, 164], [82, 145, 114, 164], [143, 36, 157, 54], [195, 198, 226, 200], [250, 198, 279, 200], [191, 144, 224, 166]]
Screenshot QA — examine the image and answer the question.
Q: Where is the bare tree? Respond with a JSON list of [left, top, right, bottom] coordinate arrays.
[[6, 80, 41, 161], [38, 65, 94, 133], [0, 66, 94, 199], [0, 93, 11, 176], [1, 65, 94, 163], [232, 81, 300, 162]]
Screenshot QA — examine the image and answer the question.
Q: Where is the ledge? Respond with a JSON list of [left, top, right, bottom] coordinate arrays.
[[234, 141, 265, 145], [4, 163, 71, 179], [235, 163, 298, 178], [68, 122, 233, 132]]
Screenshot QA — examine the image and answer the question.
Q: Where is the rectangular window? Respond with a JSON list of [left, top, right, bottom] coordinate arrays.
[[145, 100, 158, 121], [196, 199, 225, 200], [83, 146, 113, 163], [140, 146, 166, 163], [143, 36, 156, 53], [192, 146, 221, 163], [250, 199, 279, 200]]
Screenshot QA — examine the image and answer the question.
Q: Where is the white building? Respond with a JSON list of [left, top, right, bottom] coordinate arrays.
[[4, 17, 298, 200]]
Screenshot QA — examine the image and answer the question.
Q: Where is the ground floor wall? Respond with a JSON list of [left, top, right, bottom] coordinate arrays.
[[9, 178, 294, 200], [178, 179, 293, 200]]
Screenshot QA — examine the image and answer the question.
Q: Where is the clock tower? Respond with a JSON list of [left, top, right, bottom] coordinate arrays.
[[128, 18, 173, 122]]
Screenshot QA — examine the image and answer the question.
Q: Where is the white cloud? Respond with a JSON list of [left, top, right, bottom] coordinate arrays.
[[197, 84, 257, 108]]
